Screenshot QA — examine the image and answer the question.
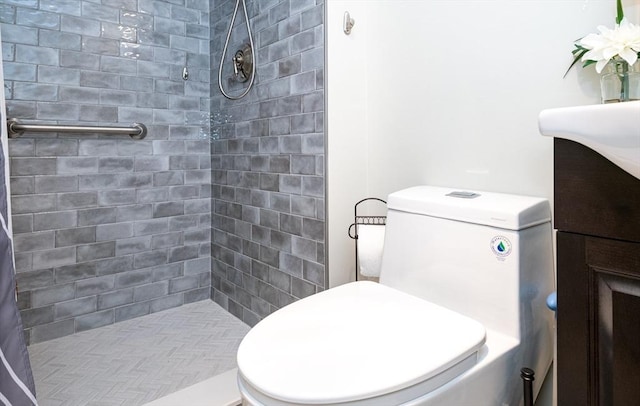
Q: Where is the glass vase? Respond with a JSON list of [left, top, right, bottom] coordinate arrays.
[[600, 59, 640, 103]]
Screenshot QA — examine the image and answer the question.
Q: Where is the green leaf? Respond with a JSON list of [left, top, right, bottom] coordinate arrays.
[[571, 45, 588, 55], [564, 48, 589, 78], [582, 60, 597, 68], [616, 0, 624, 24]]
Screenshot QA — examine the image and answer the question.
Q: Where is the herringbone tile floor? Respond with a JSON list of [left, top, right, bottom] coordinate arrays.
[[28, 300, 250, 406]]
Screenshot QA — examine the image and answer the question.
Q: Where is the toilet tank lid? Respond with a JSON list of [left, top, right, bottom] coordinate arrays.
[[387, 186, 550, 230]]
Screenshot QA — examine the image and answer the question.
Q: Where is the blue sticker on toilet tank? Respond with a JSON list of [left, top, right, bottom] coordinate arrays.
[[490, 236, 512, 258]]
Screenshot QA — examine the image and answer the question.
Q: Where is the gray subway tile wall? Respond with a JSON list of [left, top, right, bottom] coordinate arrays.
[[210, 0, 325, 326], [2, 0, 211, 343]]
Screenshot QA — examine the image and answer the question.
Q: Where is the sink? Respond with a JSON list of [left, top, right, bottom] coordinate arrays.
[[538, 101, 640, 180]]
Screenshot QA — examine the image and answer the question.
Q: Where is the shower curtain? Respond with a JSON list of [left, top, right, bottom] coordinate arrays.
[[0, 35, 37, 405]]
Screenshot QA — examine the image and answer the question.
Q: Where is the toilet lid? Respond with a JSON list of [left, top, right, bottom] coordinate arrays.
[[237, 281, 486, 404]]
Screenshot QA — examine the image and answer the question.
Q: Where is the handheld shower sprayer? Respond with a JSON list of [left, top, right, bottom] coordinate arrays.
[[218, 0, 255, 100]]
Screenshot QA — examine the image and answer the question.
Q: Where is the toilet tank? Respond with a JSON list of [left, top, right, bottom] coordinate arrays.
[[379, 186, 554, 340]]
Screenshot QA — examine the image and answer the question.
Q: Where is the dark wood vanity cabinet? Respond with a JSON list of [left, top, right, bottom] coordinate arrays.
[[555, 138, 640, 405]]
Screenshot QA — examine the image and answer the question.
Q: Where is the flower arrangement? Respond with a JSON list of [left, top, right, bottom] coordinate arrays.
[[567, 0, 640, 75]]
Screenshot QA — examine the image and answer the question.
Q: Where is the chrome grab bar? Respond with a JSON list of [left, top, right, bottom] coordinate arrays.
[[7, 119, 147, 140]]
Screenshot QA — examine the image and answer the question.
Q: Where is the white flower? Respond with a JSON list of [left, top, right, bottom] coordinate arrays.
[[579, 18, 640, 73]]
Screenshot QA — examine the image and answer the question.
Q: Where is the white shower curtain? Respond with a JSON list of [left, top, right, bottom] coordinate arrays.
[[0, 33, 38, 406]]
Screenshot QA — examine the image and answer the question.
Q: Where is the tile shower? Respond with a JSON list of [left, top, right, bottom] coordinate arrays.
[[210, 0, 325, 326], [1, 0, 324, 343]]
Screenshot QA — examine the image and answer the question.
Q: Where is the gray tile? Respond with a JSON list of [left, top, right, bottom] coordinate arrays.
[[11, 158, 56, 176], [168, 215, 198, 231], [98, 288, 133, 309], [12, 214, 33, 234], [279, 135, 302, 153], [77, 241, 116, 262], [153, 201, 184, 218], [149, 293, 183, 313], [292, 236, 316, 260], [303, 259, 324, 285], [60, 50, 100, 70], [291, 195, 316, 217], [133, 249, 167, 269], [302, 218, 324, 241], [13, 231, 54, 253], [134, 218, 169, 236], [16, 269, 54, 290], [116, 204, 152, 221], [168, 244, 199, 263], [135, 156, 169, 172], [184, 287, 209, 303], [116, 236, 151, 256], [118, 173, 153, 188], [39, 30, 81, 50], [169, 185, 199, 199], [1, 23, 38, 45], [3, 62, 37, 82], [115, 268, 154, 289], [34, 211, 77, 232], [21, 305, 54, 329], [80, 71, 120, 89], [82, 36, 120, 55], [34, 176, 78, 194], [183, 257, 209, 275], [151, 263, 183, 282], [280, 213, 302, 235], [99, 89, 137, 105], [30, 319, 75, 344], [98, 189, 137, 206], [54, 296, 97, 319], [37, 66, 80, 85], [32, 247, 76, 270], [153, 171, 183, 186], [15, 44, 58, 66], [98, 157, 134, 173], [79, 105, 118, 122], [75, 310, 114, 332], [8, 139, 35, 158], [77, 207, 117, 226], [133, 281, 169, 302], [56, 226, 96, 247], [55, 263, 97, 284], [302, 175, 323, 197], [291, 155, 315, 175], [10, 177, 35, 196], [31, 283, 75, 307], [96, 223, 134, 241], [114, 301, 150, 322], [58, 192, 98, 210], [151, 232, 183, 249], [58, 158, 99, 174]]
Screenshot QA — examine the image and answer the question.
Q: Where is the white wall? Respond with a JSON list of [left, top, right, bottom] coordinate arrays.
[[327, 0, 639, 287]]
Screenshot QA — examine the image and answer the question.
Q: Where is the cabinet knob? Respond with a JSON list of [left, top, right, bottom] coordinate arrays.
[[546, 292, 557, 312]]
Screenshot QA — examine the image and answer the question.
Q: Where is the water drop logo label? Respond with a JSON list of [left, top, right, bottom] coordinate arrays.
[[490, 236, 512, 259]]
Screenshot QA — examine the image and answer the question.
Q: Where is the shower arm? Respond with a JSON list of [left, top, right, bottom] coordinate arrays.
[[218, 0, 256, 100]]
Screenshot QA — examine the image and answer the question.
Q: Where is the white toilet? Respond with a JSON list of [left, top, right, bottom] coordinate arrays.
[[236, 186, 554, 406]]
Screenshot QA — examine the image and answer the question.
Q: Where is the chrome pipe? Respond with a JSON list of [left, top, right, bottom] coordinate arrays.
[[7, 119, 147, 140]]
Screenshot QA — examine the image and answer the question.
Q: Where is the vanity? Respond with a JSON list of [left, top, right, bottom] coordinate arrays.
[[539, 101, 640, 405]]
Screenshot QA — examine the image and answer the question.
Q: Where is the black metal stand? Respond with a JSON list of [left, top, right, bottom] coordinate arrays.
[[521, 367, 535, 406], [347, 197, 387, 281]]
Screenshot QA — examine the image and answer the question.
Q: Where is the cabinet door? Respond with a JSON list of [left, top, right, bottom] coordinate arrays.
[[557, 232, 640, 405]]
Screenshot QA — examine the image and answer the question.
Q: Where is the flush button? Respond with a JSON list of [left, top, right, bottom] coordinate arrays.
[[446, 191, 481, 199]]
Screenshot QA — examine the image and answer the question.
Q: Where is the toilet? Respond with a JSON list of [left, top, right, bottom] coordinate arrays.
[[236, 186, 554, 406]]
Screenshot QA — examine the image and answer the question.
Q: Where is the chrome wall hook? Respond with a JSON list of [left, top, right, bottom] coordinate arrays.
[[343, 11, 355, 35]]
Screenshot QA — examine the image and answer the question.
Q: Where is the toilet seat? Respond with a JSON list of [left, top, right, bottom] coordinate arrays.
[[237, 281, 486, 405]]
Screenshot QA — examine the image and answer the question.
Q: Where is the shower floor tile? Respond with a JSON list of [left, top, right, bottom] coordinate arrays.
[[27, 300, 250, 406]]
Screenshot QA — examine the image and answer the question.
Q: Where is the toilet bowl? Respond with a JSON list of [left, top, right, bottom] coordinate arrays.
[[237, 186, 555, 405]]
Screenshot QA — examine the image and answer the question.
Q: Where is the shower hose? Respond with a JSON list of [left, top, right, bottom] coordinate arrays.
[[217, 0, 256, 100]]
